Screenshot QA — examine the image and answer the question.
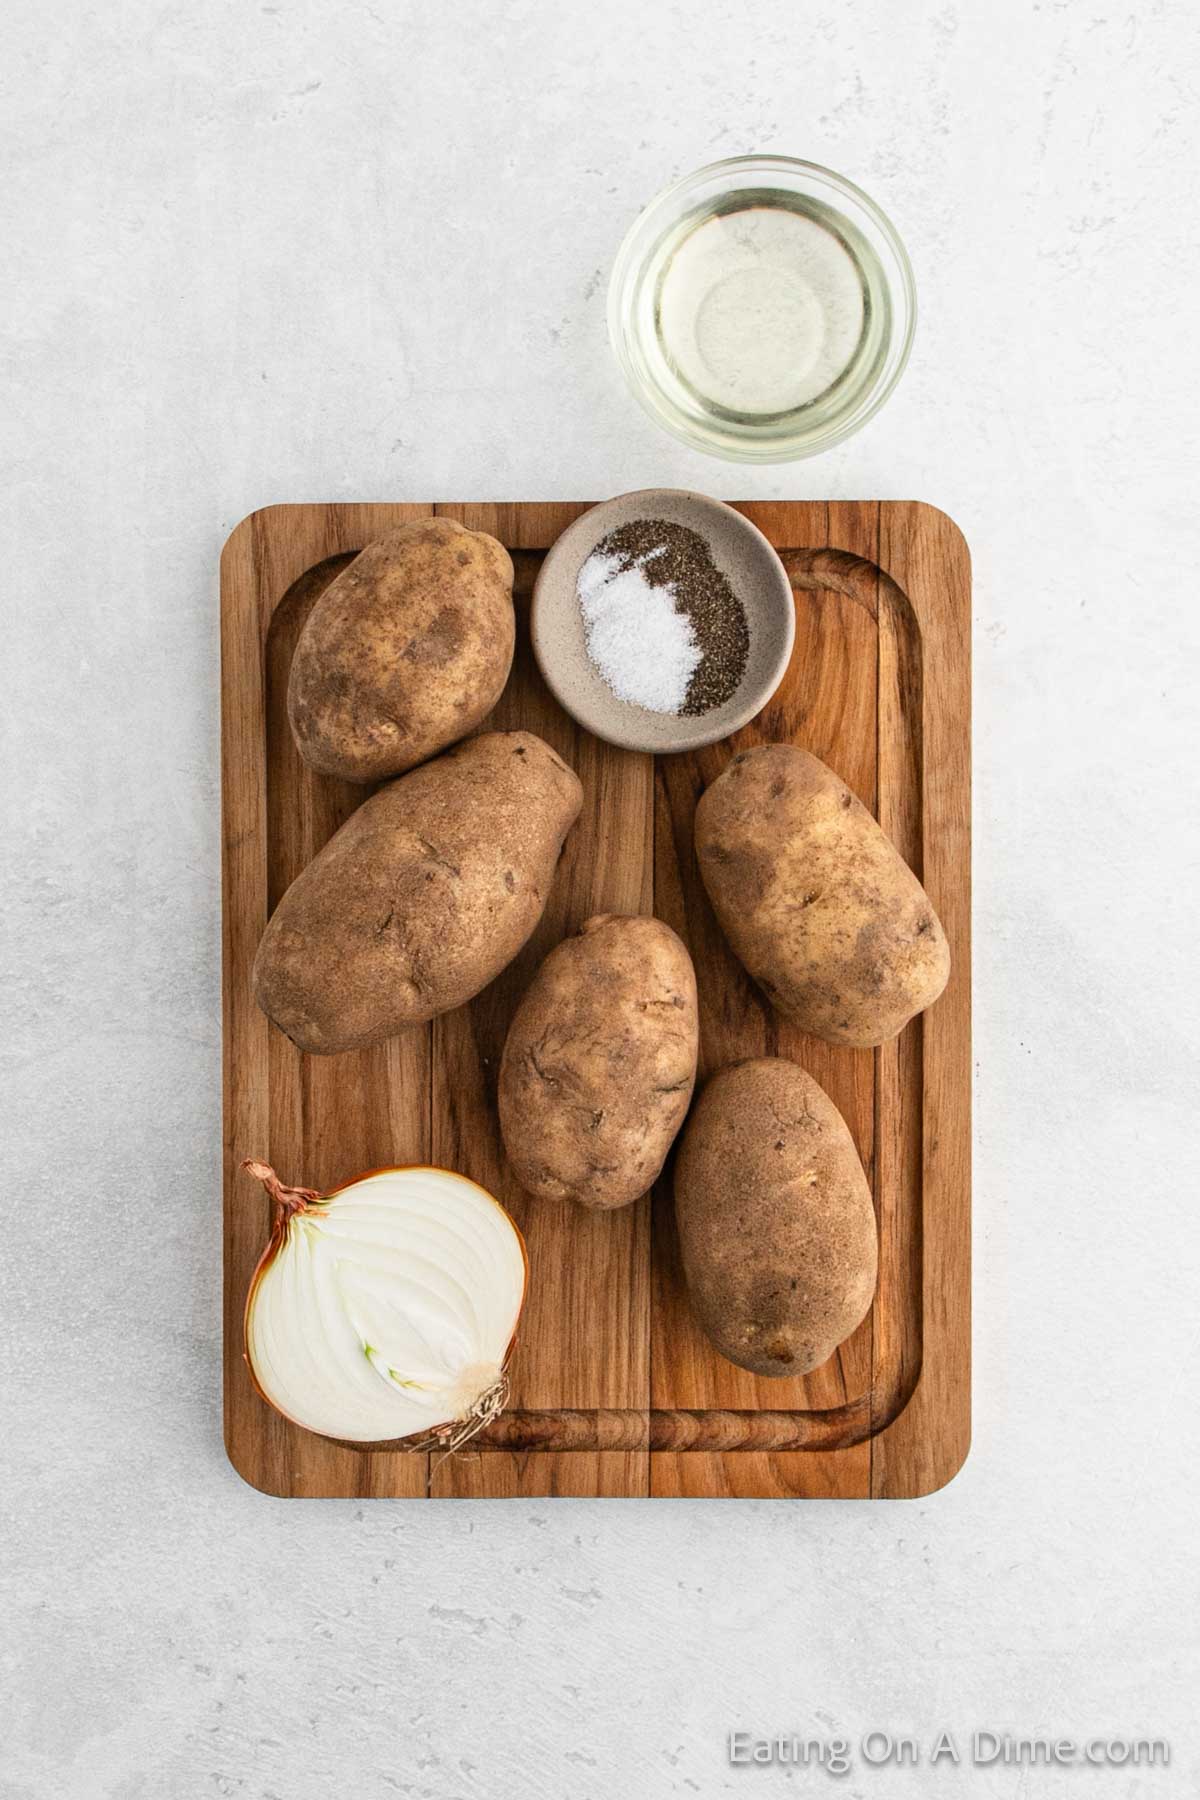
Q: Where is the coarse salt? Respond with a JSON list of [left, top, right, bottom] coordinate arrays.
[[576, 548, 702, 714]]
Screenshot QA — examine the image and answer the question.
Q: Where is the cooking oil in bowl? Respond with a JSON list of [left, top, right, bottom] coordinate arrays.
[[609, 159, 915, 462], [656, 191, 888, 417]]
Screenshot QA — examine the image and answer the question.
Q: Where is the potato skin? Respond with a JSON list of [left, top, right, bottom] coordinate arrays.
[[499, 915, 698, 1210], [695, 744, 950, 1047], [288, 518, 515, 783], [674, 1058, 877, 1377], [253, 732, 582, 1054]]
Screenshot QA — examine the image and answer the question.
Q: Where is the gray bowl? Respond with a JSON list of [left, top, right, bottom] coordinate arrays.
[[530, 488, 796, 754]]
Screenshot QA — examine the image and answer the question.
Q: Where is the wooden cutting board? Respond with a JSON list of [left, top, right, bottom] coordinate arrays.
[[221, 500, 970, 1500]]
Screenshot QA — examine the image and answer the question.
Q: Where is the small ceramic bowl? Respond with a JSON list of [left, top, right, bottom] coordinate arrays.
[[531, 488, 795, 754]]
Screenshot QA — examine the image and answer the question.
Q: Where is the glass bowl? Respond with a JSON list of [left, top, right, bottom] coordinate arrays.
[[607, 155, 916, 463]]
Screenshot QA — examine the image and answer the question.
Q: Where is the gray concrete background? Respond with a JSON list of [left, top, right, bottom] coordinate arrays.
[[3, 1, 1198, 1795]]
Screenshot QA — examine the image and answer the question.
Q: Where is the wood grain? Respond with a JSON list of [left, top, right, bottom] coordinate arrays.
[[220, 500, 970, 1499], [427, 506, 652, 1500]]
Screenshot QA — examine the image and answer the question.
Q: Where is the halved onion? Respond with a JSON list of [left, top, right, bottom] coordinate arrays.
[[242, 1160, 527, 1446]]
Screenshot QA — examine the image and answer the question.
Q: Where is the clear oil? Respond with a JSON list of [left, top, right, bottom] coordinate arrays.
[[641, 188, 893, 442]]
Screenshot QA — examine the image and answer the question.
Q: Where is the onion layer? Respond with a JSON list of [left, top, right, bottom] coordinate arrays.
[[242, 1161, 526, 1446]]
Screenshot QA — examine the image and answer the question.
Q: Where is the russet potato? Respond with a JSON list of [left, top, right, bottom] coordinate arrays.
[[288, 518, 515, 783], [499, 914, 698, 1210], [695, 744, 950, 1047], [253, 731, 582, 1054], [674, 1057, 877, 1377]]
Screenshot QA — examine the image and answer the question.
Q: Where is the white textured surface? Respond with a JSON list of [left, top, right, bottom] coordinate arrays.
[[2, 1, 1198, 1795]]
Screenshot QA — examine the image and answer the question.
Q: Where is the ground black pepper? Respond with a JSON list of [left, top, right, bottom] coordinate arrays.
[[594, 517, 750, 715]]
